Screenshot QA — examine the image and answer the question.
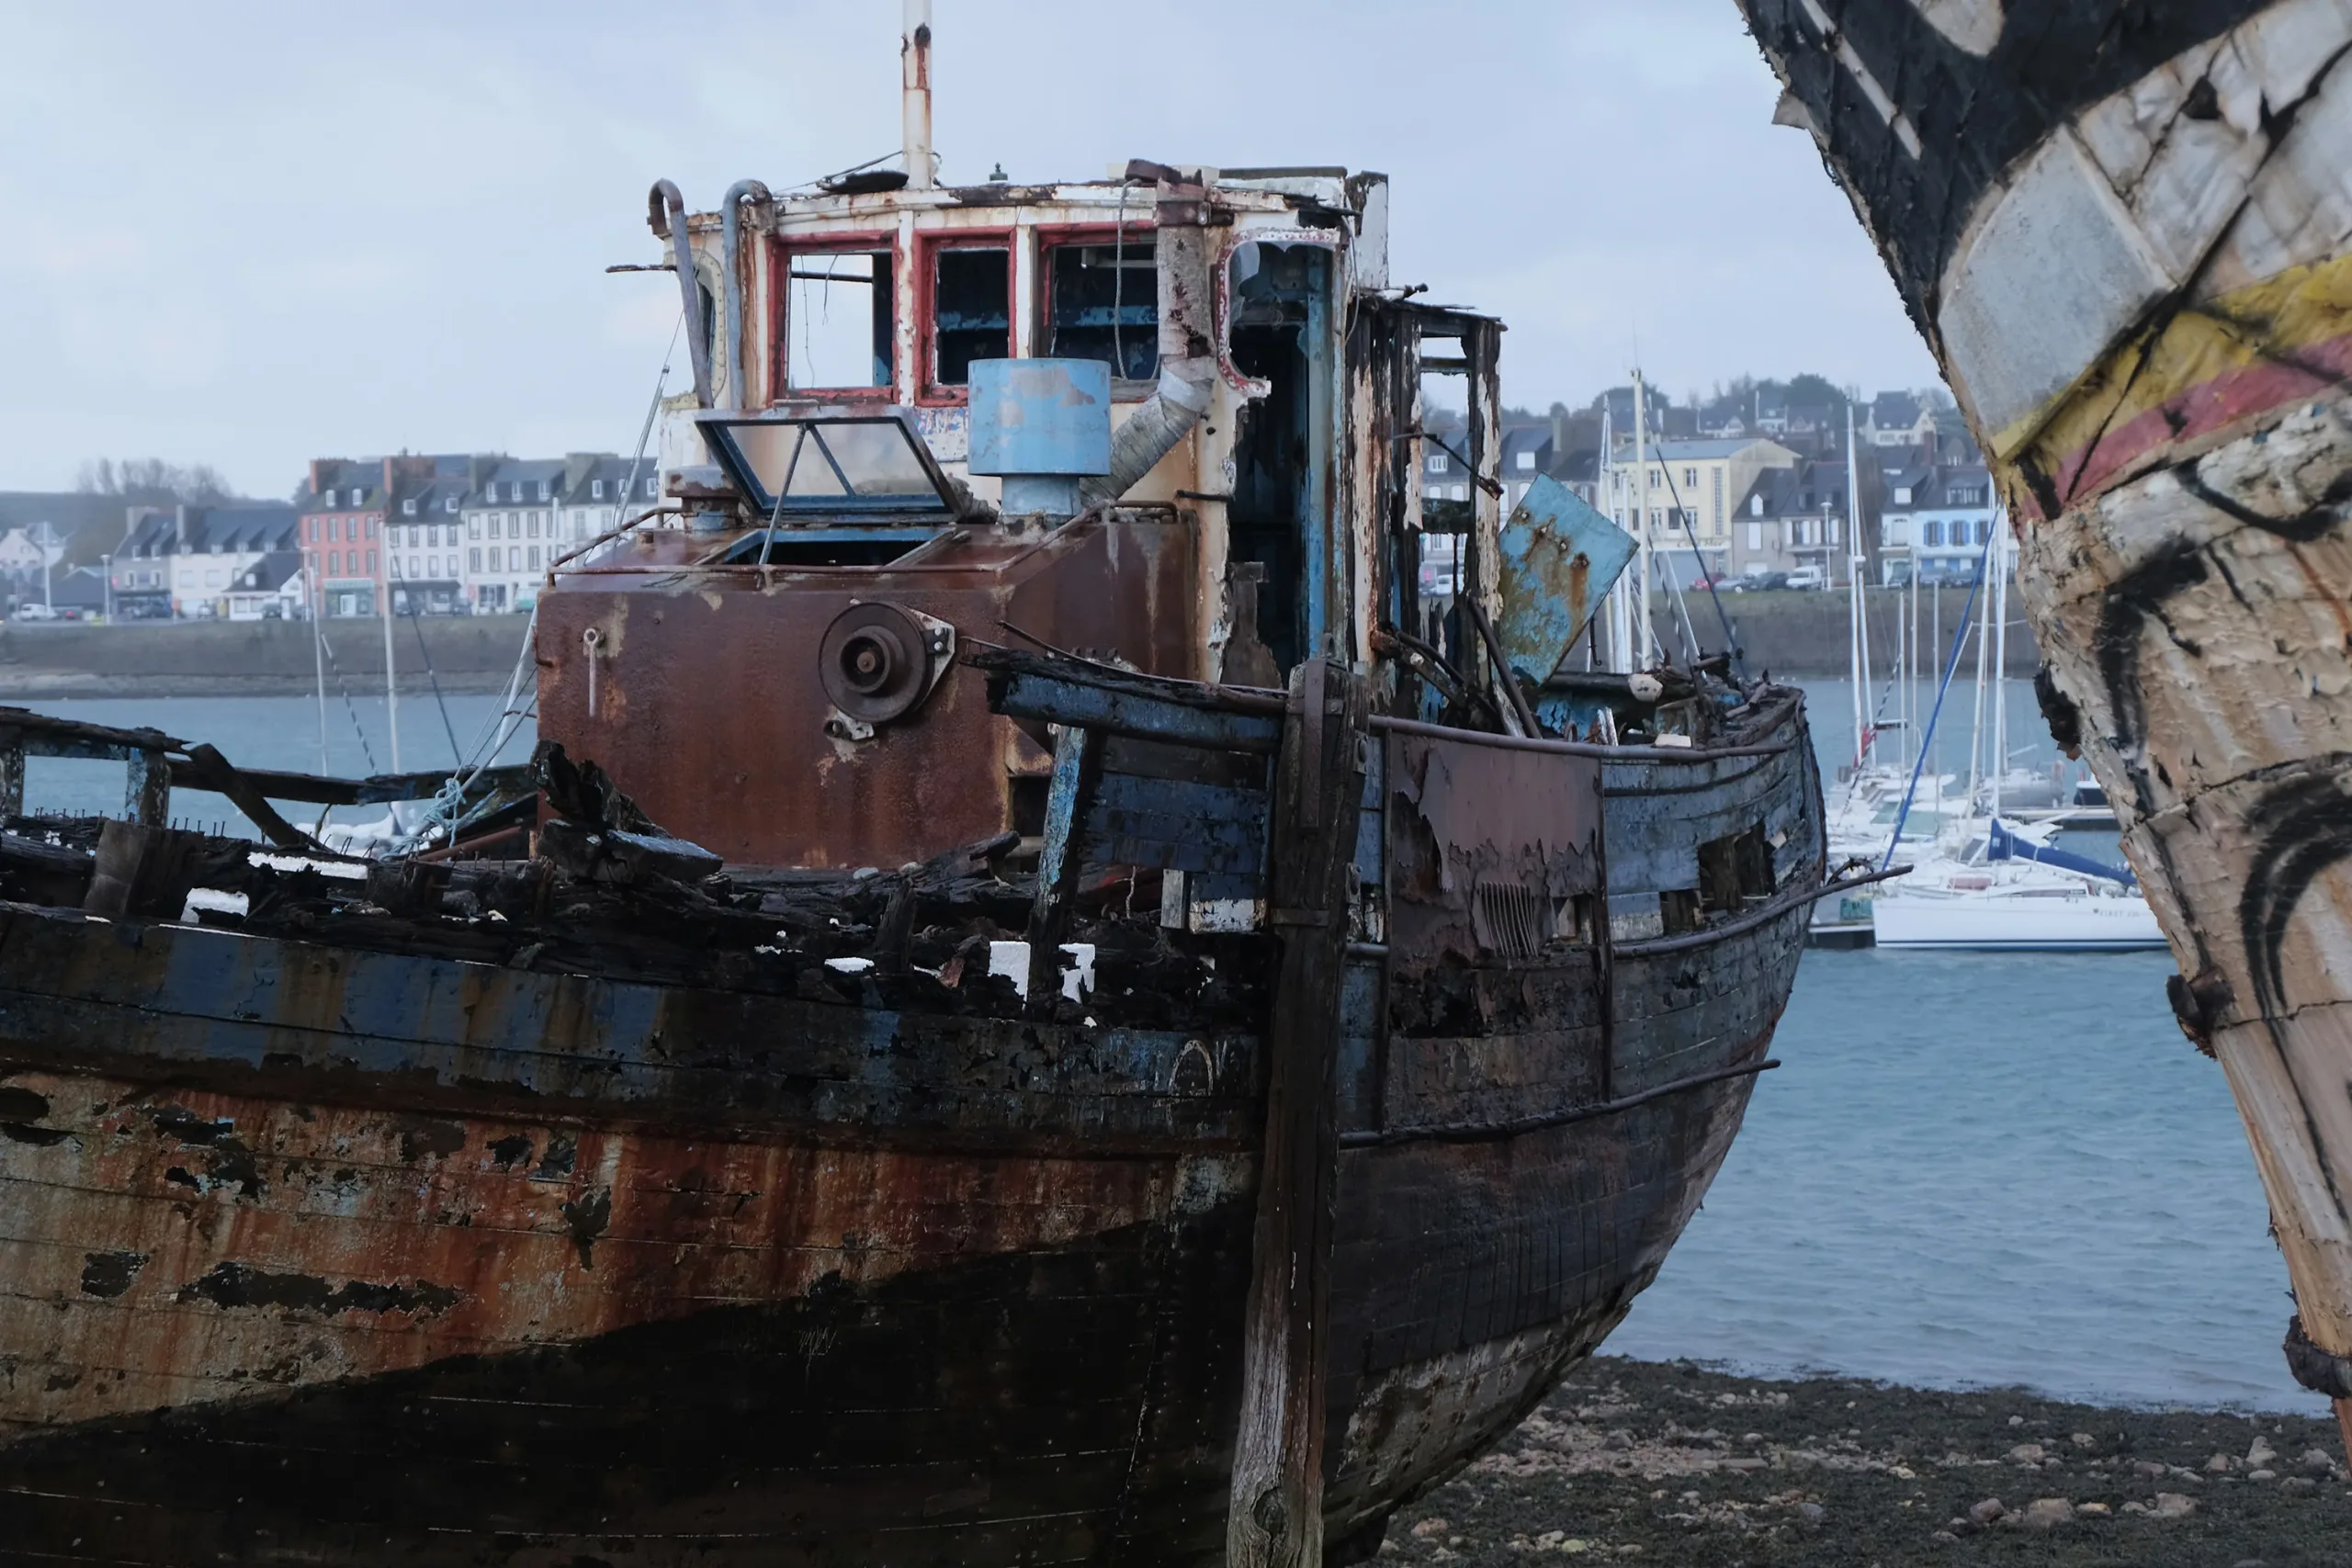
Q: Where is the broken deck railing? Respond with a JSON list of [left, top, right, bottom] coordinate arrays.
[[0, 705, 534, 850]]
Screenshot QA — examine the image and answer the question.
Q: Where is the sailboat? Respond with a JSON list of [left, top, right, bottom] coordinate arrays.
[[1867, 527, 2163, 951]]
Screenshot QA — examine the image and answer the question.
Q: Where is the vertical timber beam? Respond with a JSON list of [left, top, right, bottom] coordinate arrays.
[[126, 749, 169, 828], [0, 727, 22, 819], [1227, 658, 1368, 1568], [1027, 724, 1100, 1009]]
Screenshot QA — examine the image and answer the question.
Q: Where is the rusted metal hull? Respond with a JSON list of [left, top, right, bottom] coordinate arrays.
[[1736, 0, 2352, 1407], [0, 685, 1820, 1562]]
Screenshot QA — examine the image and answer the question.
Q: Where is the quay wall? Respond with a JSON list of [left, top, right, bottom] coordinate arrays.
[[1665, 587, 2041, 680], [0, 593, 2040, 700], [0, 617, 534, 697]]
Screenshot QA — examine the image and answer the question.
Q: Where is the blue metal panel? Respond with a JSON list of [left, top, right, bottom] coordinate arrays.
[[1498, 476, 1637, 683], [1080, 771, 1270, 881], [967, 359, 1113, 478], [989, 671, 1283, 753]]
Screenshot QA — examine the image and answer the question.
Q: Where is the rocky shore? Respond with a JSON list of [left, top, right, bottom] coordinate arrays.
[[1385, 1356, 2348, 1565]]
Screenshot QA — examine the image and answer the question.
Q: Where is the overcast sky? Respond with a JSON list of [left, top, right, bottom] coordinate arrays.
[[0, 0, 1939, 497]]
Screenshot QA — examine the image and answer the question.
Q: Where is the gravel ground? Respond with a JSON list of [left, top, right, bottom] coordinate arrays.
[[1383, 1356, 2352, 1566]]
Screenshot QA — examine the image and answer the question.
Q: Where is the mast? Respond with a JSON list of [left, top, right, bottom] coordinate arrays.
[[1988, 513, 2007, 821], [901, 0, 933, 190], [1632, 372, 1654, 667], [312, 561, 329, 774], [1965, 539, 1989, 827], [381, 557, 401, 773], [1849, 404, 1872, 768]]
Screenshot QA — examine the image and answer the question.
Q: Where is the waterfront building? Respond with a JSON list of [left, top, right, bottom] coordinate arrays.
[[1602, 436, 1800, 583], [1863, 389, 1939, 448], [1875, 462, 1997, 584], [385, 457, 482, 616], [297, 460, 387, 617], [114, 502, 300, 619], [463, 454, 648, 613]]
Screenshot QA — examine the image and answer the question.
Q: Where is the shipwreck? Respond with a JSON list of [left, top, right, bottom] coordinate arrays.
[[1736, 0, 2352, 1441], [0, 8, 1849, 1562]]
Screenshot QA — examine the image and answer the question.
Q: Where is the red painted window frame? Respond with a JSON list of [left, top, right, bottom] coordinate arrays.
[[767, 230, 899, 405], [915, 229, 1017, 408], [1032, 220, 1159, 401]]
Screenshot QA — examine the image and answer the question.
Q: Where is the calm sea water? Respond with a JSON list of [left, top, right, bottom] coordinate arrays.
[[1611, 676, 2299, 1410], [10, 683, 2294, 1410]]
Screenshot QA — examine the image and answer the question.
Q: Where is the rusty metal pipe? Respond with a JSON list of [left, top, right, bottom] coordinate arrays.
[[647, 179, 714, 409], [902, 0, 933, 190], [720, 180, 773, 411], [1079, 173, 1220, 510]]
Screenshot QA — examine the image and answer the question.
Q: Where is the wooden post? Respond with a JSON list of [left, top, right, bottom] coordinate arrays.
[[0, 727, 22, 820], [126, 748, 170, 829], [1227, 659, 1367, 1568], [1027, 724, 1100, 1009]]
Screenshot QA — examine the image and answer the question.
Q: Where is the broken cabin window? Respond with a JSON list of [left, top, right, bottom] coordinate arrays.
[[1046, 238, 1158, 381], [931, 245, 1011, 388], [783, 248, 895, 391]]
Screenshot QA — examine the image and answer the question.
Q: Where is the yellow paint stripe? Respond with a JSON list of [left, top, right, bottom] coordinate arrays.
[[1992, 249, 2352, 471]]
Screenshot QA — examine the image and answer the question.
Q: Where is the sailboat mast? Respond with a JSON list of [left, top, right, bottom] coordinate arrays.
[[1846, 404, 1868, 769], [1990, 512, 2008, 821], [1632, 372, 1654, 667]]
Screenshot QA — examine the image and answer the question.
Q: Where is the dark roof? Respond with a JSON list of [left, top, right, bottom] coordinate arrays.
[[1871, 391, 1925, 429], [118, 504, 298, 559], [50, 566, 107, 611], [471, 458, 568, 507], [232, 552, 305, 593], [299, 460, 383, 515]]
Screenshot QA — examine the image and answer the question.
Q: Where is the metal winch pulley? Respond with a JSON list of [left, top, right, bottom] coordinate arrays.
[[820, 600, 956, 740]]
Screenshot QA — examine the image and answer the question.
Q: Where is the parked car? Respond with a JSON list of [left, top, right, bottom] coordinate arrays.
[[1781, 567, 1826, 591], [1723, 570, 1787, 593], [12, 604, 57, 622]]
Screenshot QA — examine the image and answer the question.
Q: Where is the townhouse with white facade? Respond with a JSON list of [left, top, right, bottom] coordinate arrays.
[[1875, 461, 1998, 583], [114, 503, 301, 619], [463, 455, 651, 612]]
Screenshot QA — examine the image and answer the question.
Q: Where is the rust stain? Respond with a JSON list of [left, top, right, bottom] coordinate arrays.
[[0, 1068, 1189, 1432]]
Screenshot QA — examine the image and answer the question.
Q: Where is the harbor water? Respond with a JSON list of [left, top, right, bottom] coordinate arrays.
[[4, 683, 2294, 1411]]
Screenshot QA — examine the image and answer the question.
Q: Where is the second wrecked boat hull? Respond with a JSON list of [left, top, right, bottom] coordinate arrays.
[[1736, 0, 2352, 1411]]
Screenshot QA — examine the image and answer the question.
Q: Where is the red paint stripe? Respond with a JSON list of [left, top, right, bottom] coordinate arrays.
[[2033, 331, 2352, 520]]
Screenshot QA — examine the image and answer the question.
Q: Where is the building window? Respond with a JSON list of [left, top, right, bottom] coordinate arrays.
[[409, 555, 421, 578], [468, 519, 481, 540], [1683, 468, 1698, 487], [402, 499, 417, 516], [328, 550, 341, 575], [323, 490, 337, 507], [489, 517, 502, 540], [591, 479, 605, 501], [644, 477, 657, 499], [365, 519, 378, 539], [509, 546, 522, 570], [526, 514, 540, 540], [1746, 523, 1761, 552], [1516, 452, 1535, 472], [469, 547, 481, 571], [537, 480, 549, 502], [527, 547, 541, 570], [508, 482, 521, 502], [445, 495, 458, 513]]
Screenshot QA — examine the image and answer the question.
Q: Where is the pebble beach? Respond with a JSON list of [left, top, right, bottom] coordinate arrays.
[[1388, 1357, 2349, 1566]]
